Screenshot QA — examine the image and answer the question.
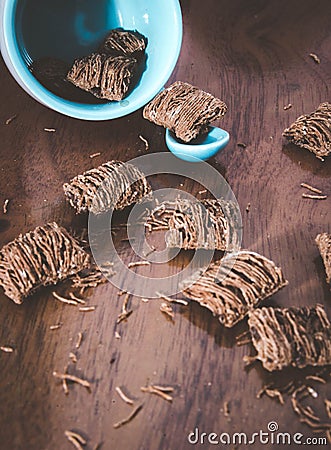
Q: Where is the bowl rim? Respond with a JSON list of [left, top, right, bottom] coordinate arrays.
[[0, 0, 183, 120]]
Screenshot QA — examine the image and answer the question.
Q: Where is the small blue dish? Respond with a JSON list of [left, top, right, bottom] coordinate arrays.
[[165, 126, 230, 162]]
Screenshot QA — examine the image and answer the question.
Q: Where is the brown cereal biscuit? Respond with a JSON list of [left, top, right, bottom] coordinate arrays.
[[63, 160, 152, 214], [100, 28, 147, 58], [283, 103, 331, 160], [145, 198, 239, 251], [67, 53, 136, 101], [248, 305, 331, 371], [316, 233, 331, 285], [180, 251, 288, 327], [0, 223, 90, 304], [143, 81, 227, 142]]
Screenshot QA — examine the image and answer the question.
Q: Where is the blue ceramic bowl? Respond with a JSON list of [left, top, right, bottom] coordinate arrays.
[[0, 0, 182, 120], [166, 127, 230, 162]]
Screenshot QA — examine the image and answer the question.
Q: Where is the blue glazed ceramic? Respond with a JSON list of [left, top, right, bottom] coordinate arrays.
[[0, 0, 182, 120], [165, 126, 230, 162]]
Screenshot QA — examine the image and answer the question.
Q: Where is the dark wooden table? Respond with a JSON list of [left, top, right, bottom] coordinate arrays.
[[1, 1, 330, 449]]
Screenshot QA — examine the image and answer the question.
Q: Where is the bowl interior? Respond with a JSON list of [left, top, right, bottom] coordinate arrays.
[[7, 0, 182, 119]]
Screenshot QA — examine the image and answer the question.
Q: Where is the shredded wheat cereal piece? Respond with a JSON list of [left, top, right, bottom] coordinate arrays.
[[0, 223, 90, 304], [309, 53, 321, 64], [113, 403, 143, 429], [75, 332, 83, 349], [50, 323, 62, 330], [300, 182, 323, 194], [128, 260, 151, 268], [0, 346, 14, 353], [67, 53, 137, 101], [141, 385, 173, 402], [63, 160, 151, 214], [302, 193, 327, 200], [100, 29, 147, 58], [53, 371, 91, 392], [145, 198, 239, 251], [3, 199, 9, 214], [143, 81, 227, 142], [139, 134, 149, 151], [79, 306, 96, 312], [89, 152, 101, 159], [248, 304, 331, 371], [181, 251, 287, 328], [315, 233, 331, 285], [283, 103, 331, 160], [160, 302, 175, 320], [52, 291, 78, 306], [5, 114, 17, 125], [115, 386, 134, 405]]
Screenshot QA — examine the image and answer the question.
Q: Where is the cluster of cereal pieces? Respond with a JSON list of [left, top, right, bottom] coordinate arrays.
[[0, 157, 330, 375], [30, 29, 147, 102], [0, 160, 151, 304], [144, 197, 331, 371], [66, 29, 147, 101]]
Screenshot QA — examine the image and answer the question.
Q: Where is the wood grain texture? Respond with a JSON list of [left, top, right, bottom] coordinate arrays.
[[0, 1, 330, 449]]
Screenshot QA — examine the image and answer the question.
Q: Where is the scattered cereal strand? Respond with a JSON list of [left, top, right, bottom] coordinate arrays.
[[141, 385, 173, 402], [75, 332, 83, 349], [53, 371, 91, 392], [5, 114, 17, 125], [89, 152, 101, 159], [128, 260, 151, 268], [52, 291, 78, 306], [3, 199, 9, 214], [79, 306, 96, 312], [302, 193, 327, 200], [300, 182, 323, 194], [115, 386, 134, 405], [0, 345, 14, 353], [139, 134, 149, 151], [113, 404, 143, 429], [50, 323, 62, 330], [309, 53, 321, 64]]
